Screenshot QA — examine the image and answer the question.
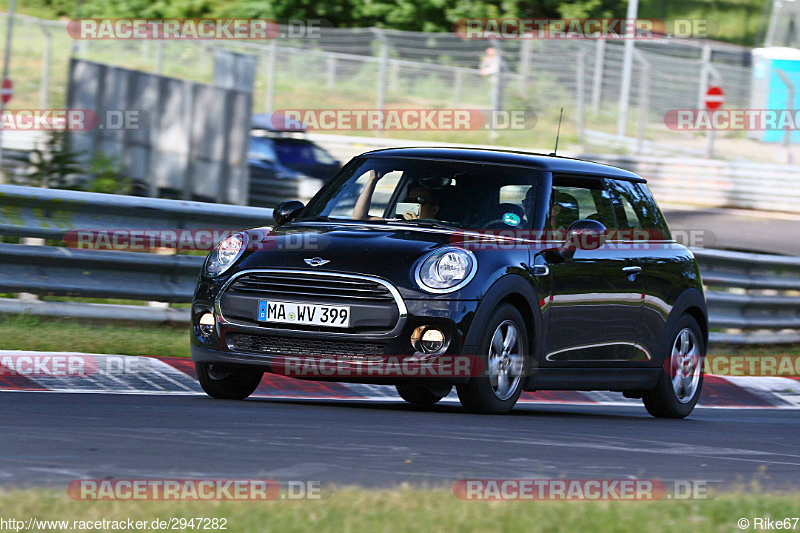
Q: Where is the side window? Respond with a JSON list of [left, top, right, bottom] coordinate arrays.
[[549, 176, 616, 232], [608, 180, 671, 239]]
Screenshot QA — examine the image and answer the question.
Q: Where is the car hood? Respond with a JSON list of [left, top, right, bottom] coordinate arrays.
[[233, 222, 498, 298]]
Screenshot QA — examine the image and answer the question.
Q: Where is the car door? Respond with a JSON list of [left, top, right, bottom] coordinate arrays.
[[606, 179, 675, 364], [538, 175, 645, 364]]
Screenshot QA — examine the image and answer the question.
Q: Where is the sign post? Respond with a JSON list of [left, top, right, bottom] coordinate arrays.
[[703, 86, 724, 158]]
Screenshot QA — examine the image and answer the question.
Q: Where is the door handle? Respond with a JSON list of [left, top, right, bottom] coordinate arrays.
[[622, 266, 642, 274], [533, 265, 550, 276]]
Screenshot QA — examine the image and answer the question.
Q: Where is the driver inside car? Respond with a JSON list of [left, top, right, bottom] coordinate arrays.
[[351, 169, 442, 221], [402, 186, 441, 220]]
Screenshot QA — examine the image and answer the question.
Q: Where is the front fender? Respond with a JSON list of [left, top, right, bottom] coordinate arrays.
[[462, 273, 544, 375]]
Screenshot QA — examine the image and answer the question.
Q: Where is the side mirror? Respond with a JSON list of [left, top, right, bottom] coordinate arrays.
[[563, 219, 608, 251], [273, 200, 305, 226]]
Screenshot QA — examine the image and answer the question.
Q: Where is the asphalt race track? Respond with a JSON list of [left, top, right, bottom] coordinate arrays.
[[661, 206, 800, 255], [2, 392, 799, 490]]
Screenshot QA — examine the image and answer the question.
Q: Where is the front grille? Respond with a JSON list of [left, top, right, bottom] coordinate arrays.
[[227, 333, 389, 357], [230, 272, 395, 302]]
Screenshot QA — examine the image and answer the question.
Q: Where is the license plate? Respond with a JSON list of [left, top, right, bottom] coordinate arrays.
[[258, 300, 351, 327]]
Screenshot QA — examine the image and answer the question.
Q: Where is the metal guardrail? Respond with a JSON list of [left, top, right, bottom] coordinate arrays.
[[1, 185, 799, 344], [0, 184, 273, 240], [694, 249, 800, 344]]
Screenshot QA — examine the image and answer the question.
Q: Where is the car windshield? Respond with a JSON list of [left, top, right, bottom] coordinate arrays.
[[299, 156, 541, 229]]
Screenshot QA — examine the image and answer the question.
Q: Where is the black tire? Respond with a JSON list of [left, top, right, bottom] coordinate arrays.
[[642, 314, 705, 419], [456, 303, 528, 414], [196, 363, 263, 400], [396, 383, 451, 406]]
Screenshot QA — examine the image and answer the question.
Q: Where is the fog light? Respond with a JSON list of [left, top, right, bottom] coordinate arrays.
[[411, 326, 446, 354], [199, 312, 215, 337]]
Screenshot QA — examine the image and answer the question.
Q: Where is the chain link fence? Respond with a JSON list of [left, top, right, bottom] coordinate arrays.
[[0, 13, 754, 157]]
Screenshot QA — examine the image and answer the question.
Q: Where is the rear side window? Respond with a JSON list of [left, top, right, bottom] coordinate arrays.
[[549, 176, 616, 232], [607, 180, 671, 239]]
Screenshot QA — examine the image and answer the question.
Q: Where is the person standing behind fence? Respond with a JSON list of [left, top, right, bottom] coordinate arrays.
[[480, 46, 503, 136]]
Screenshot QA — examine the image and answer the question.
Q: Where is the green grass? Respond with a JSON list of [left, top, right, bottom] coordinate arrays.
[[1, 313, 798, 360], [0, 314, 190, 358], [0, 487, 797, 532]]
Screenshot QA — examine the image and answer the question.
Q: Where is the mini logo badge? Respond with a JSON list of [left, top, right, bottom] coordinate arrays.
[[304, 257, 330, 267]]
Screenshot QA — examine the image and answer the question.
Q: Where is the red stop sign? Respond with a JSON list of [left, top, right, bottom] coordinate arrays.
[[704, 86, 724, 110], [1, 79, 12, 104]]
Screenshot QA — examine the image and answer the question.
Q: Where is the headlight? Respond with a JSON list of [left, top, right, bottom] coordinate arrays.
[[415, 247, 477, 293], [205, 232, 248, 277]]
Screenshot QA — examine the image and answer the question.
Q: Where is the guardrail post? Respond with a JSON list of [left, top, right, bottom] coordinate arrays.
[[18, 238, 43, 302]]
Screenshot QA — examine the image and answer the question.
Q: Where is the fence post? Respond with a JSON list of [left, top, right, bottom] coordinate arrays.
[[326, 55, 336, 88], [518, 38, 532, 95], [577, 48, 586, 145], [155, 40, 164, 74], [591, 37, 605, 115], [374, 29, 389, 135], [776, 69, 795, 163], [616, 0, 638, 136], [697, 44, 711, 109], [265, 40, 277, 112], [389, 59, 400, 91], [453, 69, 463, 106], [0, 4, 15, 176], [489, 38, 503, 142], [696, 44, 720, 159], [635, 51, 651, 154], [39, 21, 52, 109]]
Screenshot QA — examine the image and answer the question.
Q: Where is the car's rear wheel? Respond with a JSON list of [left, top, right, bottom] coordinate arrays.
[[196, 363, 263, 400], [642, 315, 705, 418], [457, 304, 528, 414], [396, 383, 451, 406]]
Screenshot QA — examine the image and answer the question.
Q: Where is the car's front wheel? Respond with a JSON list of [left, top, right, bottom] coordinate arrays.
[[196, 363, 263, 400], [642, 314, 705, 418], [457, 303, 528, 414]]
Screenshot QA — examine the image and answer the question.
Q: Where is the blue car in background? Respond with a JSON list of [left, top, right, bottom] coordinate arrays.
[[247, 114, 340, 207]]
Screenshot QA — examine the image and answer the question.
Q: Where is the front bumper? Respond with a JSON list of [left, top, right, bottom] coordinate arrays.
[[191, 297, 481, 384]]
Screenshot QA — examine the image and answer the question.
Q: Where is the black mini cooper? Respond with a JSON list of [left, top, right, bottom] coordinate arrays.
[[191, 148, 707, 418]]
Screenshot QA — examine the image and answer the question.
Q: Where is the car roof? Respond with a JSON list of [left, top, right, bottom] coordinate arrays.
[[360, 147, 646, 183]]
